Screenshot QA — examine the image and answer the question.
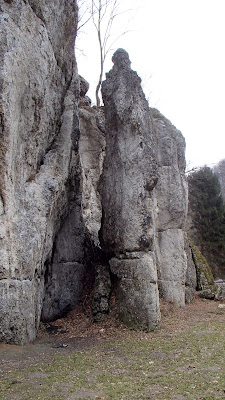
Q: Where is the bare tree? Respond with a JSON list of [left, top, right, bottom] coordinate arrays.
[[77, 0, 131, 105], [77, 0, 93, 32], [91, 0, 129, 106]]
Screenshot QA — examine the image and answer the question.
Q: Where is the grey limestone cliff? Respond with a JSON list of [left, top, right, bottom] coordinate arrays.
[[0, 1, 190, 343], [0, 0, 82, 343]]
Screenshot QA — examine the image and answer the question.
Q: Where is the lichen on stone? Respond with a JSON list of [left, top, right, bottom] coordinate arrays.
[[188, 238, 217, 298]]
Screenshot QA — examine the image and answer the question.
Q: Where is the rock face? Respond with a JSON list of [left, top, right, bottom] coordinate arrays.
[[101, 49, 160, 329], [214, 282, 225, 301], [189, 239, 217, 299], [0, 2, 189, 344], [0, 0, 82, 343], [79, 104, 106, 248], [185, 237, 197, 303], [92, 264, 111, 321], [151, 109, 188, 306], [100, 49, 188, 329]]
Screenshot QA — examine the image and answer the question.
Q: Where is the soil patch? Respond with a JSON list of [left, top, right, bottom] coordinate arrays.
[[0, 295, 224, 400]]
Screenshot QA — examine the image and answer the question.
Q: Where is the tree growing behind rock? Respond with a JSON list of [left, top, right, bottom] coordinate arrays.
[[214, 158, 225, 201], [188, 166, 225, 278], [77, 0, 131, 106]]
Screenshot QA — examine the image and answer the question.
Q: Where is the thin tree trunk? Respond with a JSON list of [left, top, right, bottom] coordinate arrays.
[[96, 0, 103, 106]]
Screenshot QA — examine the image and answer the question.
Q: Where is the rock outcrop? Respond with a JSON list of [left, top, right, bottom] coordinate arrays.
[[79, 103, 106, 248], [151, 109, 188, 306], [0, 0, 82, 343], [0, 0, 190, 343], [100, 49, 188, 329], [184, 238, 197, 303], [189, 239, 217, 299]]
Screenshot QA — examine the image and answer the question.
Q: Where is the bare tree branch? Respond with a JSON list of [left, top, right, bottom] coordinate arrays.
[[90, 0, 131, 106]]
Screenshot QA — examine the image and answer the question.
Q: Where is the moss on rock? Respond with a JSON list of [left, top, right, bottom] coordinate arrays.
[[188, 238, 214, 289], [188, 238, 220, 301]]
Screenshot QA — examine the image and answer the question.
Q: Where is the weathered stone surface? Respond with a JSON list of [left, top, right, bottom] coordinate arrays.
[[79, 75, 90, 98], [42, 204, 85, 322], [92, 264, 111, 321], [184, 237, 197, 303], [0, 13, 191, 343], [188, 239, 219, 300], [100, 49, 160, 329], [110, 253, 160, 329], [214, 283, 225, 301], [151, 109, 188, 306], [101, 49, 158, 254], [189, 240, 214, 290], [79, 96, 92, 107], [156, 229, 187, 306], [152, 109, 187, 231], [100, 49, 188, 326], [78, 75, 91, 107], [0, 0, 81, 343], [79, 107, 106, 247], [0, 278, 43, 344]]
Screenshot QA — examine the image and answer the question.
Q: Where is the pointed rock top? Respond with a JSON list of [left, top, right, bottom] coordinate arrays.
[[112, 48, 131, 70]]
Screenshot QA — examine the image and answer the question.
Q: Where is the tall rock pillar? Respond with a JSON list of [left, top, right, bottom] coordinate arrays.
[[100, 49, 161, 329]]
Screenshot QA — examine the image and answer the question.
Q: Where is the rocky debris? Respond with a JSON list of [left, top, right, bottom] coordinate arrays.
[[197, 288, 217, 300], [0, 0, 82, 343], [214, 283, 225, 301], [92, 265, 111, 321]]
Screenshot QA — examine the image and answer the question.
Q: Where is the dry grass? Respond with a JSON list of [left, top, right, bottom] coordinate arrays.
[[0, 296, 224, 400]]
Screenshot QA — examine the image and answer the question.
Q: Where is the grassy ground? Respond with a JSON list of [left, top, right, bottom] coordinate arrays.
[[0, 298, 224, 400]]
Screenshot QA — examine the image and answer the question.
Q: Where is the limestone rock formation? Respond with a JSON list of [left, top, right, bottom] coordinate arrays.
[[101, 49, 160, 329], [0, 0, 82, 343], [189, 240, 217, 299], [100, 49, 188, 329], [0, 0, 190, 344], [214, 282, 225, 301], [184, 237, 197, 303], [79, 104, 106, 248], [92, 264, 111, 321], [151, 109, 188, 306]]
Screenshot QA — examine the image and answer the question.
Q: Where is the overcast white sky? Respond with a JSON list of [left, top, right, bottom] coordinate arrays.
[[76, 0, 225, 169]]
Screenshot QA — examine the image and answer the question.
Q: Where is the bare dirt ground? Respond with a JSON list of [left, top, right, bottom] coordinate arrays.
[[0, 295, 224, 373]]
